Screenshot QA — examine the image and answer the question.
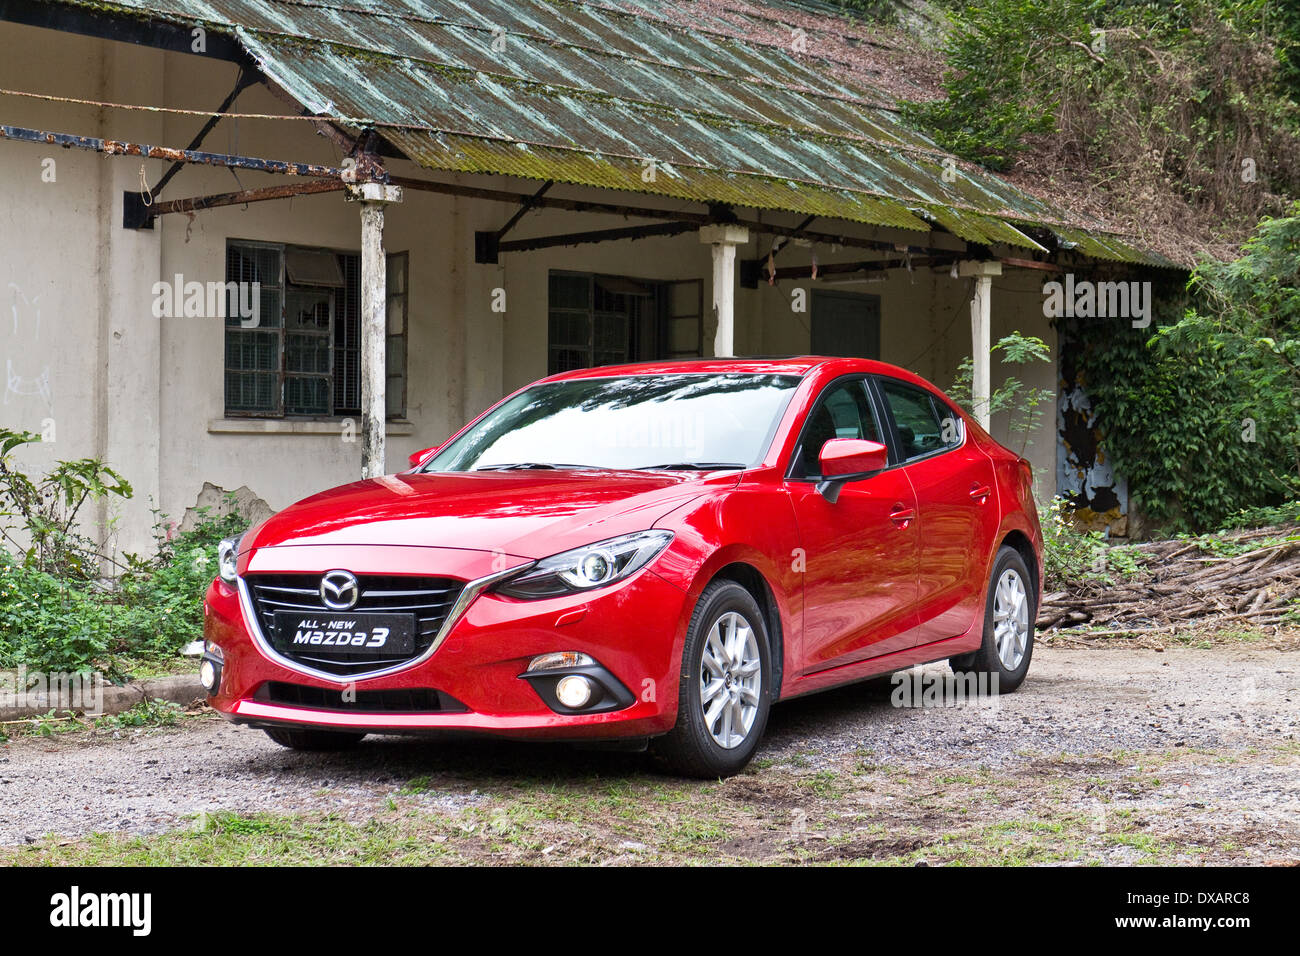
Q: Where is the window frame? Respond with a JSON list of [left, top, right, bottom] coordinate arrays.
[[223, 239, 408, 421], [786, 374, 887, 482], [546, 270, 703, 375], [868, 375, 967, 467]]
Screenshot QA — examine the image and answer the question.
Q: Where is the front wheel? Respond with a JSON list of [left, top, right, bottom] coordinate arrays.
[[652, 580, 772, 779], [950, 546, 1036, 693]]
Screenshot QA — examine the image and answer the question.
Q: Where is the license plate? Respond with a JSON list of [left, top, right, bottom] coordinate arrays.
[[273, 612, 416, 656]]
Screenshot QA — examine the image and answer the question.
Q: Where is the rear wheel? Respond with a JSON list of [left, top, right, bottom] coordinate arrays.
[[263, 727, 366, 751], [652, 580, 772, 779], [950, 546, 1035, 693]]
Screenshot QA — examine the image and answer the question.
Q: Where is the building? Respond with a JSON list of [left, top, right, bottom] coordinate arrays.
[[0, 0, 1179, 555]]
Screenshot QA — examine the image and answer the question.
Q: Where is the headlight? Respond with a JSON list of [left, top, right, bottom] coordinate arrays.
[[495, 530, 673, 599], [217, 533, 244, 585]]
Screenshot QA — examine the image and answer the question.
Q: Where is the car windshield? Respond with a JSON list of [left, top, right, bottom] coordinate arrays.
[[423, 373, 801, 473]]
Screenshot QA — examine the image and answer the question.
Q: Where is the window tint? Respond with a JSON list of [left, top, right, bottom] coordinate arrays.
[[798, 379, 880, 477], [878, 378, 962, 461]]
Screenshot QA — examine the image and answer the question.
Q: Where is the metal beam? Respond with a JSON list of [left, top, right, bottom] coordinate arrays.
[[999, 256, 1063, 272], [758, 255, 960, 282], [736, 217, 946, 256], [497, 221, 698, 253], [147, 179, 346, 217], [151, 68, 259, 197], [475, 181, 554, 263], [391, 176, 712, 225], [392, 175, 979, 262], [0, 123, 348, 178]]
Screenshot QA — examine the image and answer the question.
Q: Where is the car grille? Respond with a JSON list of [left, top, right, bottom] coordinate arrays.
[[254, 681, 468, 714], [245, 573, 465, 677]]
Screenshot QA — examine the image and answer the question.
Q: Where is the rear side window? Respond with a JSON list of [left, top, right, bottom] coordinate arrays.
[[877, 378, 962, 462]]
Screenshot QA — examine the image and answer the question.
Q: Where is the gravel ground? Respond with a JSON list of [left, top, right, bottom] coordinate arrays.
[[2, 644, 1297, 860]]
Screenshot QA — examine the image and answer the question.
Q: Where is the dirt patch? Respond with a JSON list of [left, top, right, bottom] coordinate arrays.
[[1, 644, 1297, 865]]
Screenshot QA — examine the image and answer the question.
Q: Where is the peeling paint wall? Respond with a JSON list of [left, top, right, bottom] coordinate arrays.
[[1056, 328, 1129, 535]]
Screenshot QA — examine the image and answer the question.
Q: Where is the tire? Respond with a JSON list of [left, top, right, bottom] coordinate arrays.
[[949, 546, 1036, 693], [263, 727, 367, 751], [652, 580, 772, 779]]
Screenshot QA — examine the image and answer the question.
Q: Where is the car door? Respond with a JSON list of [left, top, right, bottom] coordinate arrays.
[[786, 376, 921, 673], [872, 376, 999, 646]]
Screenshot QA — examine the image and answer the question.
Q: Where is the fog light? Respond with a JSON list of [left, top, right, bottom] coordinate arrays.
[[555, 674, 594, 709], [199, 658, 220, 694]]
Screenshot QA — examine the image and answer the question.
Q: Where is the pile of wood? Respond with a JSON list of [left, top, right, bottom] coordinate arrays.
[[1038, 526, 1300, 636]]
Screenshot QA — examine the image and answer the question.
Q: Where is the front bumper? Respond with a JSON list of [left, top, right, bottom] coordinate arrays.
[[203, 544, 689, 740]]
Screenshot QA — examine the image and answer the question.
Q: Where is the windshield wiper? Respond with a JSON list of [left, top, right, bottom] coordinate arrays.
[[475, 462, 597, 471], [637, 462, 746, 471]]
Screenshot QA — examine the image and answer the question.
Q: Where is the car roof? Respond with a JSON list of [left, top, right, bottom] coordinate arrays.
[[539, 356, 926, 384]]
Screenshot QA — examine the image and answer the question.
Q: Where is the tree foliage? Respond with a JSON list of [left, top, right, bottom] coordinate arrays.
[[1069, 205, 1300, 530], [905, 0, 1300, 224]]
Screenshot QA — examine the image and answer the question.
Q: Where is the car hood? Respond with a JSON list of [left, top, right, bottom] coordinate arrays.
[[244, 470, 734, 560]]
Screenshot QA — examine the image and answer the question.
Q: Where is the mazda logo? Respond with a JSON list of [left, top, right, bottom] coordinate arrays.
[[319, 570, 360, 611]]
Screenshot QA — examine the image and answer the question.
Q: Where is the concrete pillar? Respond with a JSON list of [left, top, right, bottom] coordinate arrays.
[[348, 182, 403, 479], [699, 224, 749, 358], [959, 260, 1002, 430]]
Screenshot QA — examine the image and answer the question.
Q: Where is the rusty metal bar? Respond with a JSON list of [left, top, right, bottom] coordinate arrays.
[[391, 175, 712, 225], [0, 123, 349, 178], [736, 217, 946, 256], [759, 255, 959, 282], [999, 256, 1063, 272], [498, 221, 698, 253], [392, 175, 975, 259], [148, 179, 346, 217]]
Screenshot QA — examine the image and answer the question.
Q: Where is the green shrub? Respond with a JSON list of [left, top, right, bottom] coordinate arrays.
[[0, 551, 111, 671], [0, 433, 247, 670], [114, 505, 247, 660], [949, 331, 1054, 456], [1039, 497, 1108, 590]]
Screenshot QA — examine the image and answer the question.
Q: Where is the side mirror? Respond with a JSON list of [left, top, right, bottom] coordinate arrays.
[[408, 445, 440, 469], [816, 438, 888, 502]]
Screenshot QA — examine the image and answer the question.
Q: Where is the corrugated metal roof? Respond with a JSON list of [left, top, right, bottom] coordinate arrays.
[[43, 0, 1175, 265]]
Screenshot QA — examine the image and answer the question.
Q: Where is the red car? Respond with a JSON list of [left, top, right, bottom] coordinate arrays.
[[202, 357, 1042, 778]]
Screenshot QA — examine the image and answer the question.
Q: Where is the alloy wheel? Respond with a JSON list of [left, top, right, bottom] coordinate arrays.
[[992, 568, 1030, 670], [699, 610, 762, 749]]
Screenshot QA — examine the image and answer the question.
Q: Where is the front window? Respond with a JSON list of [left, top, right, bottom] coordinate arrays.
[[424, 373, 801, 472]]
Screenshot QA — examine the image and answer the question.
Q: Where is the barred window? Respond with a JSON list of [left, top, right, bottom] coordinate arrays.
[[546, 272, 701, 375], [224, 240, 408, 419]]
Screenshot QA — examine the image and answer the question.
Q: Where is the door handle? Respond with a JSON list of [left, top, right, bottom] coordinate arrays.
[[969, 484, 992, 503], [889, 503, 914, 528]]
